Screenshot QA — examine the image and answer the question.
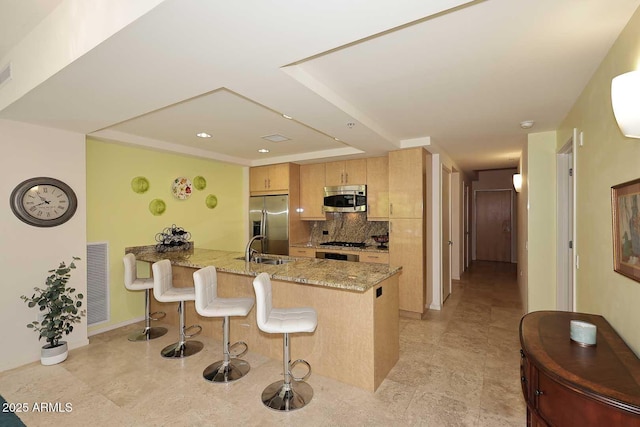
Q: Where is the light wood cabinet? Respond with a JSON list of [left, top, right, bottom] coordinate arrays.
[[366, 156, 389, 220], [325, 159, 366, 186], [299, 163, 326, 220], [389, 148, 424, 219], [289, 246, 316, 258], [389, 218, 425, 314], [360, 252, 389, 264], [520, 311, 640, 427], [250, 163, 289, 195], [388, 148, 431, 317]]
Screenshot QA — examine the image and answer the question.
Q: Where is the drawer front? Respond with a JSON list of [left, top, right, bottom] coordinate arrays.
[[537, 372, 640, 427], [289, 247, 315, 258], [360, 252, 389, 264]]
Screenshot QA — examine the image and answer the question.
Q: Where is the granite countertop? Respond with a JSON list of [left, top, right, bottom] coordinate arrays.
[[126, 245, 401, 293], [290, 242, 389, 253]]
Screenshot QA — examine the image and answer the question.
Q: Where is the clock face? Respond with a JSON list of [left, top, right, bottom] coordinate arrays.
[[10, 177, 77, 227], [21, 184, 70, 220]]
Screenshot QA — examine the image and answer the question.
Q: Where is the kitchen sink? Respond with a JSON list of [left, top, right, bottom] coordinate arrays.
[[235, 256, 294, 265]]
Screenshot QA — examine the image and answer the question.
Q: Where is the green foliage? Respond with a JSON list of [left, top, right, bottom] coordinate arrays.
[[20, 257, 85, 348]]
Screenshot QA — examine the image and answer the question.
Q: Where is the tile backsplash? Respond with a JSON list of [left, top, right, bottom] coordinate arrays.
[[308, 212, 388, 246]]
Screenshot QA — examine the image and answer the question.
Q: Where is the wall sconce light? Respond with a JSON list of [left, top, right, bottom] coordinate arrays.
[[513, 174, 522, 193], [611, 70, 640, 138]]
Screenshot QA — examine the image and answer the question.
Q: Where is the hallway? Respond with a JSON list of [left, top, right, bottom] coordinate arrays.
[[0, 261, 525, 426]]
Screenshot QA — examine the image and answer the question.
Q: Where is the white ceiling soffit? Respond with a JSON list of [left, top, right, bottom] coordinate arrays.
[[0, 0, 639, 173], [286, 0, 640, 172]]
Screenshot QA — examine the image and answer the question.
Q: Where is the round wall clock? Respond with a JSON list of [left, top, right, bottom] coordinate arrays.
[[10, 177, 78, 227]]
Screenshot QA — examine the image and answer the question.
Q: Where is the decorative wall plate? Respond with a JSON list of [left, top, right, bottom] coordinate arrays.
[[131, 176, 150, 194], [193, 176, 207, 191], [149, 199, 166, 216], [171, 177, 192, 199], [205, 194, 218, 209]]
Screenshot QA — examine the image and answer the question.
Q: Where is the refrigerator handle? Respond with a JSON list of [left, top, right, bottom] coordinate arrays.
[[261, 209, 267, 253]]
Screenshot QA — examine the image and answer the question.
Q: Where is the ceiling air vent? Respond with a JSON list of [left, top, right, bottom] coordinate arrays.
[[261, 134, 290, 142], [0, 63, 12, 87]]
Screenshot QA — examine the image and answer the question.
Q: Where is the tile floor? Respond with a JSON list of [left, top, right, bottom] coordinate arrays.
[[0, 261, 526, 426]]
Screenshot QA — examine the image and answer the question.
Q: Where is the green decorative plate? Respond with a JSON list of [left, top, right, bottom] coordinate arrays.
[[193, 176, 207, 190], [205, 194, 218, 209], [149, 199, 166, 216], [131, 176, 150, 194]]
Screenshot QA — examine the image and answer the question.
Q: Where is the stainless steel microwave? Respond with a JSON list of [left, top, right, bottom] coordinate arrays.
[[323, 185, 366, 212]]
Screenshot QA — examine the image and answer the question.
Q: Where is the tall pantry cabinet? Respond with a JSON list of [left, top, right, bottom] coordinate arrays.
[[389, 147, 431, 317]]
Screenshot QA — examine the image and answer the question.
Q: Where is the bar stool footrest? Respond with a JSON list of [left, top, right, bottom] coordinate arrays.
[[229, 341, 248, 358], [290, 359, 312, 382], [150, 311, 166, 321], [184, 324, 202, 338]]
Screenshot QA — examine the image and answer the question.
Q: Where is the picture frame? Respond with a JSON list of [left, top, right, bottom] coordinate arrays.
[[611, 177, 640, 283]]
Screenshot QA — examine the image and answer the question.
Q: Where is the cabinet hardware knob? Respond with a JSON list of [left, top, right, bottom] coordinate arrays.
[[521, 376, 527, 383], [535, 390, 544, 396], [520, 349, 525, 358], [345, 172, 348, 182], [390, 203, 393, 215]]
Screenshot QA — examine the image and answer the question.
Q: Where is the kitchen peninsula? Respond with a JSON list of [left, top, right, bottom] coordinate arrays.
[[127, 245, 401, 392]]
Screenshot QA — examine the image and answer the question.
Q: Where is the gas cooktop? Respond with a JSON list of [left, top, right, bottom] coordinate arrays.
[[319, 241, 366, 248]]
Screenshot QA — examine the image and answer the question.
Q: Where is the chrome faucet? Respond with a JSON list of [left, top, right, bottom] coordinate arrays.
[[245, 234, 266, 262]]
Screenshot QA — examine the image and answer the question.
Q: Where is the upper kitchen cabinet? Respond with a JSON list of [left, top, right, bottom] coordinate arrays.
[[250, 163, 290, 195], [389, 148, 426, 219], [325, 159, 366, 186], [299, 163, 326, 220], [366, 156, 389, 220]]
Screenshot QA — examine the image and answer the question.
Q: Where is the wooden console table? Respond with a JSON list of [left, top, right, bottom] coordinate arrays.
[[520, 311, 640, 426]]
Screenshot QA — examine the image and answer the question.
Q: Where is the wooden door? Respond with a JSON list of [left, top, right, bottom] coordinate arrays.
[[366, 156, 389, 220], [476, 190, 512, 262], [389, 218, 424, 314], [389, 148, 424, 219], [345, 159, 367, 185], [299, 163, 326, 220], [441, 166, 451, 303], [267, 163, 289, 193], [324, 161, 345, 186], [249, 166, 269, 193]]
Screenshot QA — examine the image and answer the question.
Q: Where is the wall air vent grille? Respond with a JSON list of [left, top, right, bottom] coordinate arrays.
[[0, 63, 12, 87], [87, 242, 110, 326]]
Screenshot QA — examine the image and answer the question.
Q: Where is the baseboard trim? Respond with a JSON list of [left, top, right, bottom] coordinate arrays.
[[88, 316, 145, 337]]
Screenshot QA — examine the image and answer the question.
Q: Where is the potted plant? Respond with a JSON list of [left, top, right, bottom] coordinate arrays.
[[21, 257, 85, 365]]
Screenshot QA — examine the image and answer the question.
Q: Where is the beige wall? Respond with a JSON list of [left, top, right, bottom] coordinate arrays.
[[525, 131, 558, 312], [0, 119, 88, 372], [517, 153, 528, 311], [557, 7, 640, 353]]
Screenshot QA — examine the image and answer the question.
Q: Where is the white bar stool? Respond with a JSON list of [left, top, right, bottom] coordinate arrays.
[[252, 272, 317, 411], [193, 266, 254, 383], [152, 260, 203, 358], [123, 254, 167, 341]]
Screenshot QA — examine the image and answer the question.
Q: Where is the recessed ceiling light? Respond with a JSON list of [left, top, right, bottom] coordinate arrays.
[[258, 148, 270, 153], [282, 114, 293, 120], [334, 137, 340, 141], [261, 134, 290, 142], [520, 120, 535, 129], [196, 132, 212, 138]]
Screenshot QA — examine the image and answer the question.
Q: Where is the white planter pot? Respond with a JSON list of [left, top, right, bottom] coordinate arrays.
[[41, 341, 68, 365]]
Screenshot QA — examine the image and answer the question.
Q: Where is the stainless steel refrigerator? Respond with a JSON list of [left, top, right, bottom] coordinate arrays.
[[249, 195, 289, 255]]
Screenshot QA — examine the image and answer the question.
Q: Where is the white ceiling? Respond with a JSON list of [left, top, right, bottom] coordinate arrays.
[[1, 0, 638, 174]]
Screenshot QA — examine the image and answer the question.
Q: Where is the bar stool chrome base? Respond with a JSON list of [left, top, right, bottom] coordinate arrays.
[[127, 326, 168, 342], [261, 380, 313, 411], [203, 359, 250, 383], [161, 340, 204, 358]]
